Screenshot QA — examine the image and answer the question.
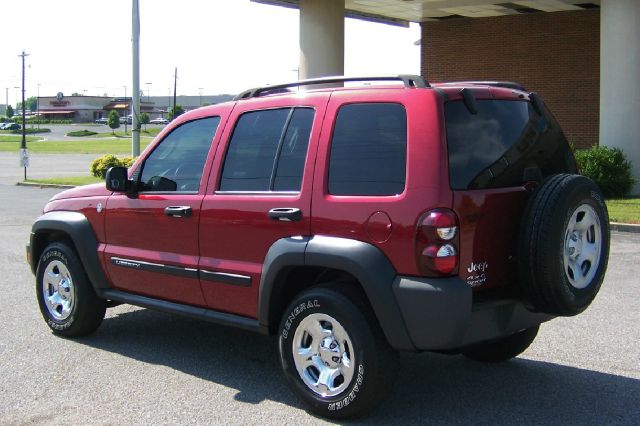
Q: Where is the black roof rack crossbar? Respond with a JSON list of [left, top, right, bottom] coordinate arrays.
[[439, 81, 527, 91], [234, 74, 429, 100]]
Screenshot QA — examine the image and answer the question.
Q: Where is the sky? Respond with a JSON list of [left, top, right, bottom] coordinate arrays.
[[0, 0, 420, 104]]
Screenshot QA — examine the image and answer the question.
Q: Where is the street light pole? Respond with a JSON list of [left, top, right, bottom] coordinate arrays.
[[37, 83, 41, 129], [123, 85, 128, 134], [145, 82, 152, 103], [18, 51, 30, 181], [131, 0, 141, 157], [199, 87, 203, 106]]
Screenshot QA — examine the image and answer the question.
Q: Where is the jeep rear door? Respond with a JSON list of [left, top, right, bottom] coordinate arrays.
[[198, 93, 329, 318], [102, 108, 230, 306]]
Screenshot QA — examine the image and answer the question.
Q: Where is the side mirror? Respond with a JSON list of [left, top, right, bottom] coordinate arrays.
[[105, 166, 131, 192]]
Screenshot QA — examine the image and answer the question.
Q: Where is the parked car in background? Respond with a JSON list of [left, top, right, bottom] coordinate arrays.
[[150, 117, 169, 125], [94, 117, 108, 124], [1, 122, 21, 130]]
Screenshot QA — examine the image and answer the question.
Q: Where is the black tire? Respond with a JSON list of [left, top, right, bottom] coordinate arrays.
[[36, 242, 106, 337], [519, 174, 610, 316], [462, 326, 539, 362], [278, 283, 398, 419]]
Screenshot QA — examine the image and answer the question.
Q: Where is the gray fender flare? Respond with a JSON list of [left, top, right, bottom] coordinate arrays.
[[259, 235, 415, 351], [31, 211, 110, 290]]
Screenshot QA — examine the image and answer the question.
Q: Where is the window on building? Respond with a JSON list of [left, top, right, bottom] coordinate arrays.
[[328, 103, 407, 196], [140, 117, 220, 192], [219, 108, 314, 192]]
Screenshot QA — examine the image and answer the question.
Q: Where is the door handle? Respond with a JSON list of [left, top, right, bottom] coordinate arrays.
[[268, 207, 302, 222], [164, 206, 192, 218]]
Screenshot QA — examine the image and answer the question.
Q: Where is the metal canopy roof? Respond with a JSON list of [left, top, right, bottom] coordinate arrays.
[[253, 0, 600, 26]]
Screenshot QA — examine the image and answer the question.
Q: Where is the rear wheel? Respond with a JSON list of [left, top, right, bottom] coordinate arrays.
[[278, 284, 397, 419], [462, 326, 539, 362], [36, 242, 106, 337]]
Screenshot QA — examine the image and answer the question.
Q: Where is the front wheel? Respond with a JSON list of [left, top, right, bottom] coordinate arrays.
[[36, 242, 106, 337], [278, 284, 397, 419]]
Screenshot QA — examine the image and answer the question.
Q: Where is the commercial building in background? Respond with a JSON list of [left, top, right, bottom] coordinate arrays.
[[37, 94, 156, 122], [150, 95, 233, 113], [36, 94, 233, 122]]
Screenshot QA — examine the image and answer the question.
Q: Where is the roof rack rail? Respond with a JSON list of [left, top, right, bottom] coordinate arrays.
[[233, 74, 429, 100], [439, 81, 527, 91]]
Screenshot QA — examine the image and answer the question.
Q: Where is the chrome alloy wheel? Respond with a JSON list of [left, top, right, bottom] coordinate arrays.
[[292, 313, 356, 398], [563, 203, 602, 289], [42, 260, 75, 321]]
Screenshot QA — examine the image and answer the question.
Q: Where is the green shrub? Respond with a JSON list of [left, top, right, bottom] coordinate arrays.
[[90, 154, 136, 179], [67, 130, 97, 137], [574, 146, 635, 198]]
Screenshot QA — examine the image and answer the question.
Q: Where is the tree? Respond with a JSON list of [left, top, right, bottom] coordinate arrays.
[[108, 110, 120, 135], [168, 105, 184, 120], [6, 105, 14, 118], [140, 112, 150, 131], [17, 97, 37, 113]]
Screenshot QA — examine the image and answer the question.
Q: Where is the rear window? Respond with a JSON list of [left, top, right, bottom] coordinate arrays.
[[445, 99, 576, 190]]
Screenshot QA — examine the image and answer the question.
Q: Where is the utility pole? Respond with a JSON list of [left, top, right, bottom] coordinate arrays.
[[123, 85, 128, 134], [132, 0, 141, 157], [199, 87, 203, 106], [37, 83, 41, 129], [18, 51, 30, 181], [4, 88, 7, 116], [172, 67, 177, 120]]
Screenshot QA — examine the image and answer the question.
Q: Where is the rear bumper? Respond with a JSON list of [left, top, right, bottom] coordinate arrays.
[[392, 276, 552, 351]]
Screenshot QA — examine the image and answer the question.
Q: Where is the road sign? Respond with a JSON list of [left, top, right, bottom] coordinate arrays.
[[20, 148, 30, 168]]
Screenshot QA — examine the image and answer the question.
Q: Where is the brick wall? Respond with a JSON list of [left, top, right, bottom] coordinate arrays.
[[421, 10, 599, 149]]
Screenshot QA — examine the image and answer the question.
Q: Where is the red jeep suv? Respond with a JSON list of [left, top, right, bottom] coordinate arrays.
[[28, 75, 609, 419]]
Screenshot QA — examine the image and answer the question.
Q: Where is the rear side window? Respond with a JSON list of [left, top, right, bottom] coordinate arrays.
[[445, 100, 575, 190], [220, 108, 314, 192], [329, 103, 407, 196]]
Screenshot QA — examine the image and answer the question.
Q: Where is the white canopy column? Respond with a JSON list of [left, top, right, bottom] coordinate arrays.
[[299, 0, 345, 79], [600, 0, 640, 194]]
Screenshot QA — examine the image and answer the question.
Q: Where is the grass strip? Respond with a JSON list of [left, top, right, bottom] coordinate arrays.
[[606, 198, 640, 224], [0, 139, 152, 154], [26, 176, 103, 186]]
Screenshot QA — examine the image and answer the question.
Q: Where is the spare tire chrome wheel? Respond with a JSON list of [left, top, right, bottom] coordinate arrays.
[[563, 204, 602, 290], [519, 174, 610, 316]]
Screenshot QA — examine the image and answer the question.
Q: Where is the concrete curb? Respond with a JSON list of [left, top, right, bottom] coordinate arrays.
[[16, 182, 75, 190], [610, 222, 640, 233]]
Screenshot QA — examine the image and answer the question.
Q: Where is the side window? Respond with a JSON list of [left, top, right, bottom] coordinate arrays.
[[140, 117, 220, 192], [219, 108, 314, 192], [328, 103, 407, 196]]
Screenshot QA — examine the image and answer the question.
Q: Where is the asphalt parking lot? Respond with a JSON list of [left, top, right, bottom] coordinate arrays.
[[0, 160, 638, 425]]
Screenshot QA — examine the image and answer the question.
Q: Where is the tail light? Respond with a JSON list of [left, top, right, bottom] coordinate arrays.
[[416, 209, 459, 276]]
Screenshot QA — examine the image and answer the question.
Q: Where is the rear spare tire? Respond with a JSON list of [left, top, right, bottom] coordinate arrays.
[[519, 174, 609, 316]]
